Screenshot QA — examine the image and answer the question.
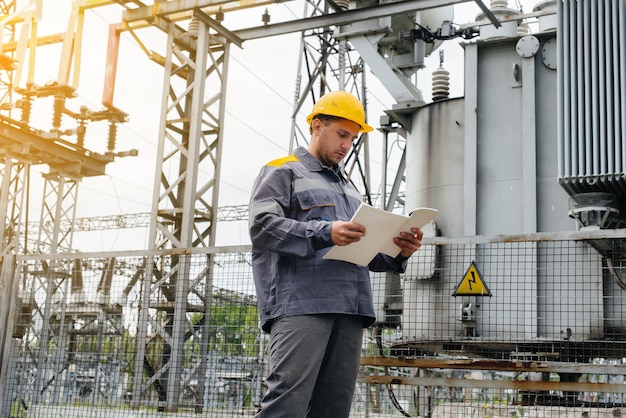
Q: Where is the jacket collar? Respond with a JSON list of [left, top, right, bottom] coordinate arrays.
[[294, 146, 345, 177]]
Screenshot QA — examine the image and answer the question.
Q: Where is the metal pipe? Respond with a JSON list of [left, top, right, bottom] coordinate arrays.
[[621, 0, 626, 174], [578, 0, 587, 176], [609, 0, 618, 174], [463, 43, 478, 236], [557, 0, 568, 178], [603, 1, 614, 175], [597, 2, 606, 176], [570, 0, 579, 177]]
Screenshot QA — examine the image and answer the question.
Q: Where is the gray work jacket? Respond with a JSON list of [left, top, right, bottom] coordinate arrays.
[[249, 146, 408, 332]]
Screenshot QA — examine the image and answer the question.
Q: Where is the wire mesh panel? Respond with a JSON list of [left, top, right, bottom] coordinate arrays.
[[362, 232, 626, 417], [3, 250, 262, 417], [3, 232, 626, 417]]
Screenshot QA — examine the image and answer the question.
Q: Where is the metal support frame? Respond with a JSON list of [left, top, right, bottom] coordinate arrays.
[[0, 9, 30, 404], [131, 12, 229, 412], [0, 1, 130, 409], [37, 173, 80, 254], [0, 153, 29, 257], [289, 0, 376, 204], [30, 172, 79, 405], [0, 0, 20, 111]]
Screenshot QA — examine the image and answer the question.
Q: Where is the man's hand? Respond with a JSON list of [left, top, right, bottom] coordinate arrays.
[[393, 227, 423, 257], [331, 221, 365, 246]]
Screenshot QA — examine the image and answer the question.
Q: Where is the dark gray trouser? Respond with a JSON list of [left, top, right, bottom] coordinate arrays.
[[255, 314, 364, 418]]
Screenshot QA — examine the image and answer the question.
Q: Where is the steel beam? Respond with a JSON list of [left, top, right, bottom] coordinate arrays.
[[361, 356, 626, 375], [0, 117, 110, 177], [131, 13, 229, 412], [193, 9, 243, 48], [234, 0, 470, 41], [122, 0, 292, 22], [359, 374, 626, 394]]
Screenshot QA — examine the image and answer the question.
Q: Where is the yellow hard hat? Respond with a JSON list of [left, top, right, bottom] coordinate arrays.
[[306, 90, 374, 133]]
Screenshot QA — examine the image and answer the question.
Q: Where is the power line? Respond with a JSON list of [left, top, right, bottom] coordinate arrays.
[[26, 204, 250, 236]]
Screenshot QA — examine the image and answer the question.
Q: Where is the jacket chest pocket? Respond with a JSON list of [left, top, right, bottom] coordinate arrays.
[[295, 191, 336, 219]]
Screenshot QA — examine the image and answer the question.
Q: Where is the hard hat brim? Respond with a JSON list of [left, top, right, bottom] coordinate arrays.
[[307, 113, 375, 133], [360, 121, 374, 133]]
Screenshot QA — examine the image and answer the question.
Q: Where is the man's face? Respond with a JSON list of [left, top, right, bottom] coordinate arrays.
[[309, 117, 361, 167]]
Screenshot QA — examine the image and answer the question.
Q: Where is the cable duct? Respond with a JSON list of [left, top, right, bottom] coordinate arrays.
[[557, 1, 626, 200]]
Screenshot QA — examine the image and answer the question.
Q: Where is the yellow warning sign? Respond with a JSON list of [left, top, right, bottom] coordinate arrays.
[[453, 261, 491, 297]]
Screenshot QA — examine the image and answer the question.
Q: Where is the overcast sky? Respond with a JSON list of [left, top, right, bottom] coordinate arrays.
[[20, 0, 542, 251]]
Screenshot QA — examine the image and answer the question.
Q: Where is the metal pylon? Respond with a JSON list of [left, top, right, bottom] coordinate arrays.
[[287, 0, 413, 211], [0, 151, 29, 416], [0, 2, 27, 354], [289, 0, 376, 204], [30, 171, 79, 404], [0, 152, 29, 257], [0, 0, 137, 410], [131, 12, 229, 412]]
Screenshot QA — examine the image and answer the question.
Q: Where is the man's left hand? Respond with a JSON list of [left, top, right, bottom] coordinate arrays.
[[393, 227, 424, 258]]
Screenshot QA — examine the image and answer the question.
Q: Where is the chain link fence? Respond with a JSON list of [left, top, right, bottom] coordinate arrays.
[[2, 230, 626, 417]]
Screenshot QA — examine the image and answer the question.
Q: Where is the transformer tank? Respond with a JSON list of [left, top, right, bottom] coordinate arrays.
[[384, 1, 626, 358]]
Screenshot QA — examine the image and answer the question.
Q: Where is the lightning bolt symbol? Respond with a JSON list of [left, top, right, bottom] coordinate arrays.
[[468, 271, 476, 291]]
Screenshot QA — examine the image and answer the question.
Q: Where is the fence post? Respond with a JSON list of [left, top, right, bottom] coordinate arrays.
[[0, 254, 19, 414]]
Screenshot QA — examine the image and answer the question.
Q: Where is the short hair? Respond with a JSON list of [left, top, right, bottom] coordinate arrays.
[[309, 114, 342, 134]]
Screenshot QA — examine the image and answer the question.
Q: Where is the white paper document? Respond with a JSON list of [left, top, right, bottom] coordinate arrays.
[[322, 203, 439, 266]]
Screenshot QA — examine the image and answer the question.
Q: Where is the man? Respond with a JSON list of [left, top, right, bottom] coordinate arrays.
[[248, 90, 423, 417]]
